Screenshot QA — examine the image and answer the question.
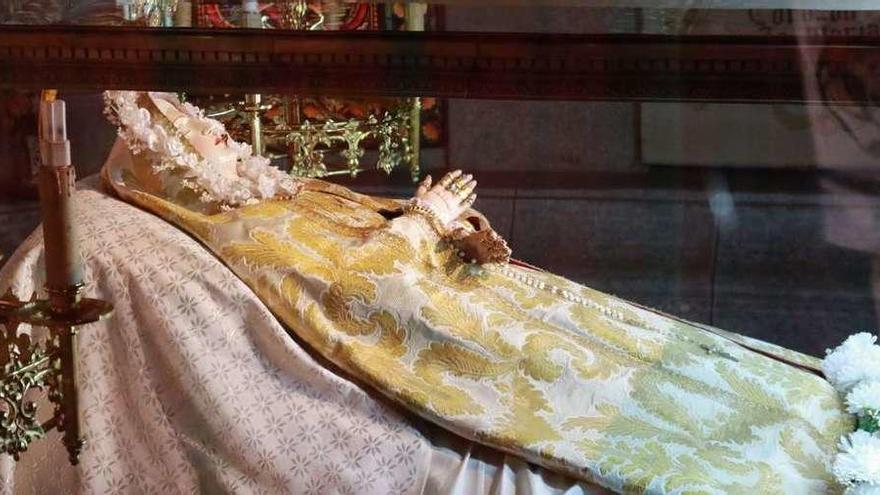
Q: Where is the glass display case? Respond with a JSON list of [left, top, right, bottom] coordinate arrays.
[[3, 1, 874, 354], [1, 3, 879, 491], [1, 2, 877, 347]]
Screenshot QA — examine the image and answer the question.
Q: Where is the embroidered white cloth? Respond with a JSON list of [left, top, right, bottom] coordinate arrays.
[[0, 177, 605, 495]]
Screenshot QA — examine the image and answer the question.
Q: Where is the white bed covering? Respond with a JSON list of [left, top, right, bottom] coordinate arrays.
[[0, 177, 607, 495]]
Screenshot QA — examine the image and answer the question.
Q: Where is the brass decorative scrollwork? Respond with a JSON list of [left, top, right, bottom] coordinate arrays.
[[0, 94, 113, 466], [196, 95, 420, 180], [285, 98, 419, 180], [0, 308, 52, 460], [0, 288, 112, 464]]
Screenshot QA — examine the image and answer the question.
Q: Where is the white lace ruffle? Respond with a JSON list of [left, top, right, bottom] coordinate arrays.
[[104, 91, 302, 208]]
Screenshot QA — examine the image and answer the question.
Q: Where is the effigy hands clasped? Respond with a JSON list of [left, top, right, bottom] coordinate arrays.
[[404, 169, 511, 265]]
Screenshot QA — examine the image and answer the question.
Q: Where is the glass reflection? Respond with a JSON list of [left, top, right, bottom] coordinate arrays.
[[3, 3, 880, 356]]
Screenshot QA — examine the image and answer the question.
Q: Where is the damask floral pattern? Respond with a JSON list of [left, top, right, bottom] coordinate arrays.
[[105, 151, 855, 495]]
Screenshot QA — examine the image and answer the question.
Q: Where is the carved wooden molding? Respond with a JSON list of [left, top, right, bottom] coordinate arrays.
[[0, 26, 877, 102]]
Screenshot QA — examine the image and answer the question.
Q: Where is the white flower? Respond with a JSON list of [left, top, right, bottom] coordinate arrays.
[[846, 483, 880, 495], [180, 101, 203, 118], [848, 381, 880, 416], [256, 174, 276, 198], [163, 134, 185, 158], [278, 177, 302, 197], [104, 90, 302, 208], [227, 138, 252, 156], [145, 125, 169, 153], [824, 333, 880, 392], [236, 157, 264, 179], [834, 430, 880, 486]]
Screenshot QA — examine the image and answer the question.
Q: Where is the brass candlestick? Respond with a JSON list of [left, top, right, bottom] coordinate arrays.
[[243, 93, 271, 157], [0, 92, 112, 465], [241, 1, 267, 157]]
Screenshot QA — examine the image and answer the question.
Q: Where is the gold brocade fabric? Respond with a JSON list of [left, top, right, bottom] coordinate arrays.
[[104, 158, 853, 495]]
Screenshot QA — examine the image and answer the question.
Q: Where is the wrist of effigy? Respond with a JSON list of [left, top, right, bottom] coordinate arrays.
[[403, 198, 449, 236]]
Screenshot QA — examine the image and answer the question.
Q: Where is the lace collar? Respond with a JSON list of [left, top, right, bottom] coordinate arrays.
[[104, 91, 302, 208]]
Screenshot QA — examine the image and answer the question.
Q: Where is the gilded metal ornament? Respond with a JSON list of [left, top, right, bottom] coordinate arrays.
[[199, 96, 420, 180], [0, 313, 51, 460], [118, 0, 180, 26], [0, 288, 112, 464], [279, 0, 325, 31], [285, 98, 420, 180]]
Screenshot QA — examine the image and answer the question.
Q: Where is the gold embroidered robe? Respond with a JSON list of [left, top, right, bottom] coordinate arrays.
[[103, 150, 853, 495]]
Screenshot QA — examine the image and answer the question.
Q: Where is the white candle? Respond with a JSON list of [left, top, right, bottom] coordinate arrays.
[[39, 100, 71, 168], [242, 0, 259, 13], [37, 97, 83, 294], [242, 0, 262, 28], [116, 0, 135, 21]]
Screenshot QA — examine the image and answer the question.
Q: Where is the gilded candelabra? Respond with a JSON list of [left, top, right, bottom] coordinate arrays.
[[190, 0, 423, 180], [285, 98, 421, 180], [117, 0, 180, 26], [0, 92, 112, 464]]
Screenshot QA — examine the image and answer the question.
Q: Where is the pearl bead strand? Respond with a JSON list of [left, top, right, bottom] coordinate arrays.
[[495, 265, 626, 321], [492, 264, 739, 362]]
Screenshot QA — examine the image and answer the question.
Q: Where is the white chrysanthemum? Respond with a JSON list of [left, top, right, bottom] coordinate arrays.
[[847, 381, 880, 416], [824, 333, 880, 392], [834, 430, 880, 486], [846, 483, 880, 495]]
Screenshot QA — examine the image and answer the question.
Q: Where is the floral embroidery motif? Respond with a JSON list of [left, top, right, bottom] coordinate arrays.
[[107, 174, 854, 495]]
